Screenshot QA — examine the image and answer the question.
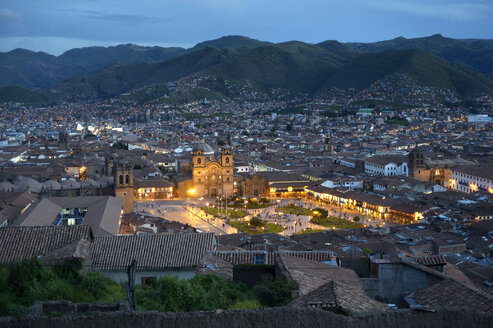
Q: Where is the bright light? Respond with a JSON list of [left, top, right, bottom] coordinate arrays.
[[188, 189, 196, 195], [287, 186, 293, 192]]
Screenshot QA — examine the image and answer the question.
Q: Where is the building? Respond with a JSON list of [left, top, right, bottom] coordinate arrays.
[[13, 196, 123, 236], [91, 232, 216, 283], [447, 165, 493, 194], [191, 143, 234, 198], [113, 159, 134, 214], [364, 155, 408, 176]]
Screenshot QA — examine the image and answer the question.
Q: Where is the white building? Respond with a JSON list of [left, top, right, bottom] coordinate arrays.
[[447, 166, 493, 194], [364, 155, 408, 177]]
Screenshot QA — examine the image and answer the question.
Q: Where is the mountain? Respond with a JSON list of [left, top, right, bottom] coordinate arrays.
[[0, 86, 51, 105], [348, 34, 493, 78], [2, 35, 493, 103], [320, 49, 493, 98], [0, 49, 62, 89], [190, 35, 271, 50], [0, 44, 187, 89], [55, 47, 239, 99], [54, 42, 354, 99]]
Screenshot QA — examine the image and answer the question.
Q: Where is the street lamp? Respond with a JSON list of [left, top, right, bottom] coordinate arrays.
[[187, 188, 195, 207]]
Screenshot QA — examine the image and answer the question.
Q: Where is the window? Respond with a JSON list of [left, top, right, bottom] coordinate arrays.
[[225, 157, 230, 163], [197, 158, 201, 164], [125, 175, 130, 184], [119, 175, 123, 184], [254, 254, 265, 264]]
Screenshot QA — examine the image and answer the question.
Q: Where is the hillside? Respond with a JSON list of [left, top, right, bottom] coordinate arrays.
[[191, 35, 271, 50], [54, 42, 355, 99], [0, 44, 187, 89], [320, 49, 493, 98], [348, 34, 493, 78], [2, 35, 493, 102], [0, 86, 51, 105]]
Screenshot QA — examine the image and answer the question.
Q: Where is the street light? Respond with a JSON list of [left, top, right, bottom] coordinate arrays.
[[187, 188, 195, 207]]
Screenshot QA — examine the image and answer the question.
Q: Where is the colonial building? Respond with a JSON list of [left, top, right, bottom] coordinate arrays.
[[191, 143, 234, 198]]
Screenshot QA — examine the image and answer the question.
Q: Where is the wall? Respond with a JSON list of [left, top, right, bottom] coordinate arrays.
[[361, 263, 431, 304], [101, 269, 196, 284], [1, 307, 492, 328]]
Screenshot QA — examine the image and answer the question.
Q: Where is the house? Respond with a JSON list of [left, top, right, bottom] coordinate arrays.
[[91, 232, 216, 284]]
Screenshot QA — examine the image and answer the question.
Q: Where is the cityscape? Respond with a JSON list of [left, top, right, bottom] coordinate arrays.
[[0, 0, 493, 327]]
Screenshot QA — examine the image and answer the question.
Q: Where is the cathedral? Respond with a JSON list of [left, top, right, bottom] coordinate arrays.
[[191, 143, 234, 198]]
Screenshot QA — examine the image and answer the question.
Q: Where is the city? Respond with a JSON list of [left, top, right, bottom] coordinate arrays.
[[0, 0, 493, 326]]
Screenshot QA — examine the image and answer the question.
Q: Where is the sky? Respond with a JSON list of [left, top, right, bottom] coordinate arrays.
[[1, 0, 493, 55]]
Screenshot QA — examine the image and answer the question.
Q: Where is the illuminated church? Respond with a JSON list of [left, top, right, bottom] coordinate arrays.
[[191, 143, 234, 198]]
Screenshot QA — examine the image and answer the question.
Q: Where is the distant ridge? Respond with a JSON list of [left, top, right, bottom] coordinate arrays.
[[1, 34, 493, 102]]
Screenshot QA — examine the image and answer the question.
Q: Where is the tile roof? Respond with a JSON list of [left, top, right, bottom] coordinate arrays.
[[289, 280, 388, 314], [0, 225, 93, 265], [405, 279, 493, 312], [91, 232, 215, 271], [276, 254, 360, 296]]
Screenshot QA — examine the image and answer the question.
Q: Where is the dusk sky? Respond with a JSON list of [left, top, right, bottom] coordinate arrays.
[[1, 0, 493, 55]]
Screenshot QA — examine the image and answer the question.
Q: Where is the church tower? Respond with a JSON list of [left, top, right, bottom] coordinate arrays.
[[220, 145, 234, 197], [114, 159, 134, 214], [408, 147, 426, 179]]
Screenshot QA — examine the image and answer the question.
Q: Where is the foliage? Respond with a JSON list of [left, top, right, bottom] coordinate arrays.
[[279, 204, 312, 216], [310, 216, 364, 229], [1, 258, 298, 317], [294, 229, 326, 235], [229, 220, 285, 235], [253, 275, 298, 307], [202, 206, 247, 219], [250, 216, 264, 227], [311, 208, 328, 218], [353, 216, 361, 222]]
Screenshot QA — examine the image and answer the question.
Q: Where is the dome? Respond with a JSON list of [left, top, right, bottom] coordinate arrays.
[[193, 143, 214, 156]]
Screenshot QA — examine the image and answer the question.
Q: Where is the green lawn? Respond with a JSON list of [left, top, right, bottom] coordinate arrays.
[[278, 205, 313, 216], [230, 202, 272, 209], [294, 229, 326, 235], [202, 207, 247, 219], [229, 220, 285, 235], [310, 217, 364, 229]]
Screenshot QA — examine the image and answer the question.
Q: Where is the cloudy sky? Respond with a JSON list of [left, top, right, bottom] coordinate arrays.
[[1, 0, 492, 55]]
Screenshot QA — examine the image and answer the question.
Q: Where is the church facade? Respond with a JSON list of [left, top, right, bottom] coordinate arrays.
[[192, 143, 234, 198]]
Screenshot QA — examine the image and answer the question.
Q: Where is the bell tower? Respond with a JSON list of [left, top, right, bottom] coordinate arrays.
[[220, 146, 234, 197], [408, 147, 426, 179], [114, 159, 134, 214]]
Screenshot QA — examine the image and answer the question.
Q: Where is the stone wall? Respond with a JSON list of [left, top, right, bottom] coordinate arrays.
[[1, 306, 491, 328]]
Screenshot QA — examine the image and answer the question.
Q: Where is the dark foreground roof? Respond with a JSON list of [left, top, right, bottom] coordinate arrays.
[[0, 225, 93, 264], [405, 279, 493, 312], [91, 232, 216, 271]]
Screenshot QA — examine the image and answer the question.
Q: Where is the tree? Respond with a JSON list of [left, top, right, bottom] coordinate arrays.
[[250, 216, 264, 228], [353, 216, 361, 222]]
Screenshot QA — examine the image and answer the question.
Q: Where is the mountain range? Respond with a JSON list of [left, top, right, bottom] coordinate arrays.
[[1, 34, 493, 104]]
